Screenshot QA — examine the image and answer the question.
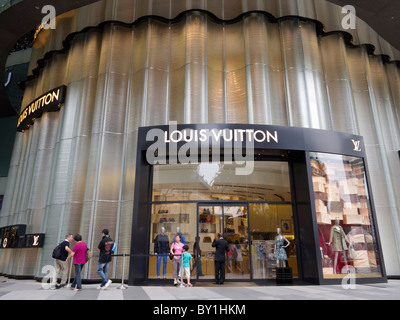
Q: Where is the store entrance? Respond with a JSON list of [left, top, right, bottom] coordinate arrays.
[[196, 204, 251, 281], [146, 160, 299, 284]]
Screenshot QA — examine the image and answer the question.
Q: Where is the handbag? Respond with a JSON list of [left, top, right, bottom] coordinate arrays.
[[348, 243, 356, 260], [169, 242, 175, 260], [86, 248, 92, 262]]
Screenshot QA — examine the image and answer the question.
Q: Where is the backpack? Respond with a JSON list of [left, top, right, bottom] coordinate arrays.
[[52, 242, 64, 259], [111, 242, 117, 254]]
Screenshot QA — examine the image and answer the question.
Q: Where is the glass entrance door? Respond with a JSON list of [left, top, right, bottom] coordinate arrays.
[[195, 204, 250, 281]]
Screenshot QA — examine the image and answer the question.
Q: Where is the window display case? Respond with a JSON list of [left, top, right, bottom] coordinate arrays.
[[310, 152, 382, 279]]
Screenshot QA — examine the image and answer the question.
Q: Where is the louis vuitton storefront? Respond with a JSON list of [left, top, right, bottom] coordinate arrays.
[[0, 0, 399, 286], [128, 123, 386, 285]]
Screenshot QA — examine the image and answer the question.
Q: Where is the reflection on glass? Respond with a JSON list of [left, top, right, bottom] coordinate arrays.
[[223, 206, 249, 280], [197, 163, 223, 188], [197, 205, 250, 280], [198, 206, 221, 280], [152, 161, 291, 202], [310, 152, 382, 279]]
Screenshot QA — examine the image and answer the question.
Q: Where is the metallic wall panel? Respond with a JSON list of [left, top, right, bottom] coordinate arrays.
[[385, 64, 400, 127], [280, 18, 330, 129], [1, 0, 400, 278], [320, 33, 358, 134]]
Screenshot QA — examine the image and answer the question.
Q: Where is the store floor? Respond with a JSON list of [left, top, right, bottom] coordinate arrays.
[[1, 276, 400, 300]]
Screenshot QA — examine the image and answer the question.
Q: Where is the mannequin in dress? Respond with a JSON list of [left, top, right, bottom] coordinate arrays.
[[275, 228, 290, 268], [154, 227, 170, 279], [328, 218, 351, 274]]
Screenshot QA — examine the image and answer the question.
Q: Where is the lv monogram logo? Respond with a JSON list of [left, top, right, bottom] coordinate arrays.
[[352, 139, 361, 152], [33, 235, 40, 246]]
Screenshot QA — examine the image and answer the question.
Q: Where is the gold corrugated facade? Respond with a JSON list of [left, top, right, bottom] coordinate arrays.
[[0, 0, 399, 280]]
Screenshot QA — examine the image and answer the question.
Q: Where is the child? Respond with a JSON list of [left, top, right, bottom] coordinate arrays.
[[180, 245, 193, 287]]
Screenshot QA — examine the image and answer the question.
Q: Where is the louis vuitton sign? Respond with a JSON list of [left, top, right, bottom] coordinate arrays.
[[0, 224, 45, 249], [17, 85, 67, 132]]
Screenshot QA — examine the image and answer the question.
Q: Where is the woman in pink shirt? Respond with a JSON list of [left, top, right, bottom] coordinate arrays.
[[68, 234, 87, 291], [170, 234, 184, 286]]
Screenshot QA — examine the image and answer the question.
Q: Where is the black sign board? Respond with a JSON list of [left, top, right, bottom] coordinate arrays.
[[17, 85, 67, 132], [25, 233, 45, 248], [0, 225, 44, 249]]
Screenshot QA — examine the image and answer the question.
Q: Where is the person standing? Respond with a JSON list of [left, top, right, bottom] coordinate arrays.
[[192, 236, 203, 276], [180, 245, 193, 287], [97, 229, 114, 290], [53, 233, 73, 289], [212, 233, 230, 285], [69, 234, 87, 292], [170, 234, 184, 286]]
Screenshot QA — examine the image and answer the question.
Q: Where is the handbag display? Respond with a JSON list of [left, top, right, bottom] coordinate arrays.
[[348, 243, 356, 260]]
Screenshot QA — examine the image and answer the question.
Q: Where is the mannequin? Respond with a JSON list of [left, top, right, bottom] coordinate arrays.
[[328, 218, 351, 274], [275, 228, 290, 268], [154, 227, 170, 279], [173, 227, 186, 244]]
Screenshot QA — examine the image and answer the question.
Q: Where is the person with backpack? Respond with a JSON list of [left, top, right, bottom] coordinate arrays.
[[96, 229, 114, 290], [52, 233, 73, 289]]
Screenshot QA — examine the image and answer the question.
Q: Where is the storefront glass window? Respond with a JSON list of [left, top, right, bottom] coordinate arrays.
[[310, 152, 382, 279], [149, 161, 294, 280], [149, 202, 196, 279], [249, 203, 297, 279], [152, 162, 291, 202]]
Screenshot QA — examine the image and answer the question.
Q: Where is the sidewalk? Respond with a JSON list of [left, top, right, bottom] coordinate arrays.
[[0, 276, 399, 300]]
